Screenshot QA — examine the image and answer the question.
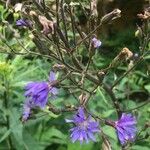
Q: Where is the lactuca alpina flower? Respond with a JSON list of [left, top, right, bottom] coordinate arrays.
[[22, 71, 58, 121], [66, 107, 100, 143], [24, 81, 49, 108], [91, 37, 102, 48], [115, 113, 137, 145], [16, 19, 31, 27]]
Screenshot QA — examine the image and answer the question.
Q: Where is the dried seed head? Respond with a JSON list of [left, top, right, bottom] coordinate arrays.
[[101, 9, 121, 24]]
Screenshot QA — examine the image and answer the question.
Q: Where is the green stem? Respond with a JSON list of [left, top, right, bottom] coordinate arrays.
[[3, 76, 13, 149]]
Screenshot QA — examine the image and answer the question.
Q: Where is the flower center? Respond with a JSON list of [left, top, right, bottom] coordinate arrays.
[[78, 120, 88, 130]]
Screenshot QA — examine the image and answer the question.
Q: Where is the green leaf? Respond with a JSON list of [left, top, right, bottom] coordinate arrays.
[[98, 87, 108, 105], [23, 130, 43, 150], [67, 141, 94, 150], [41, 127, 67, 142], [144, 85, 150, 93], [0, 129, 11, 143], [102, 126, 117, 141]]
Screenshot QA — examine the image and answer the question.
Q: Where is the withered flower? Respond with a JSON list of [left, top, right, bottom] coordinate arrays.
[[38, 16, 54, 35], [137, 7, 150, 20], [91, 0, 98, 17], [101, 9, 121, 24]]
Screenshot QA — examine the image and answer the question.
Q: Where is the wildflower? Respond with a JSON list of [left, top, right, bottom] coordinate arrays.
[[24, 81, 49, 108], [22, 71, 58, 120], [91, 37, 102, 48], [115, 113, 137, 145], [16, 19, 31, 27], [66, 107, 100, 143]]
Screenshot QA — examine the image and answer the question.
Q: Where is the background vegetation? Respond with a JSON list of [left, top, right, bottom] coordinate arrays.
[[0, 0, 150, 150]]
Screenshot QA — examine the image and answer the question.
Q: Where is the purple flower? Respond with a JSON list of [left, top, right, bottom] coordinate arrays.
[[91, 37, 102, 48], [25, 81, 49, 108], [16, 19, 31, 27], [115, 113, 137, 145], [66, 107, 100, 143], [22, 71, 58, 120]]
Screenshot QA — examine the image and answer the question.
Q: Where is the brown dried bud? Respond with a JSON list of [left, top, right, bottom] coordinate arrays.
[[118, 47, 133, 60], [137, 8, 150, 20], [38, 16, 54, 35], [110, 47, 133, 68], [53, 64, 66, 70], [29, 11, 37, 17], [91, 0, 98, 17], [79, 93, 88, 105], [101, 9, 121, 24]]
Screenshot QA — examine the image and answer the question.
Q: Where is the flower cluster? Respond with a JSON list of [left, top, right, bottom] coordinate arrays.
[[22, 71, 58, 121], [65, 108, 137, 145]]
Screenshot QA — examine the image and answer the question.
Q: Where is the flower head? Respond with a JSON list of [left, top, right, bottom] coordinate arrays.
[[66, 107, 100, 143], [16, 19, 31, 27], [25, 81, 49, 108], [115, 113, 137, 145], [22, 71, 58, 120], [91, 37, 102, 48]]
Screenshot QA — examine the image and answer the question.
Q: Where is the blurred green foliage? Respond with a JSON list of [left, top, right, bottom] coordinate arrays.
[[0, 1, 150, 150]]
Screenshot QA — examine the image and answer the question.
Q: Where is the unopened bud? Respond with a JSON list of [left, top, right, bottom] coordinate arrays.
[[144, 122, 150, 129], [135, 27, 143, 38]]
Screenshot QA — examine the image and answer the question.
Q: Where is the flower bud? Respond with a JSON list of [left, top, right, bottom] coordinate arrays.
[[135, 27, 143, 38]]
